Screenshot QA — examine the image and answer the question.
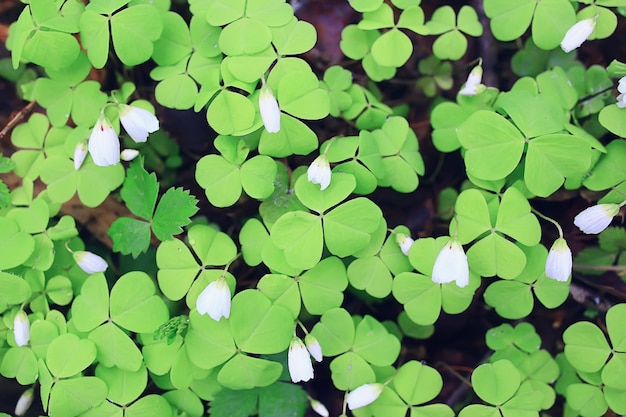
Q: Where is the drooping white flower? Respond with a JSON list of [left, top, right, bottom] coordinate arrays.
[[305, 334, 323, 362], [309, 398, 329, 417], [73, 140, 88, 170], [432, 238, 469, 288], [119, 104, 159, 143], [458, 64, 485, 96], [14, 388, 34, 416], [545, 238, 572, 282], [259, 84, 281, 133], [395, 233, 414, 256], [560, 17, 596, 53], [346, 383, 384, 410], [574, 203, 620, 234], [73, 251, 108, 274], [288, 337, 314, 383], [88, 115, 120, 167], [120, 149, 140, 162], [196, 276, 231, 321], [13, 310, 30, 347], [616, 77, 626, 108], [307, 154, 332, 190]]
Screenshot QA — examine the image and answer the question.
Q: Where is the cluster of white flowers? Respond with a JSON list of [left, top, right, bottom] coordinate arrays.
[[288, 334, 323, 383], [87, 104, 159, 167], [560, 17, 597, 53], [196, 276, 232, 321]]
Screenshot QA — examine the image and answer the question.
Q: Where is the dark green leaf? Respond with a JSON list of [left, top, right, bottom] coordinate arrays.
[[109, 217, 152, 258], [209, 388, 259, 417], [121, 158, 159, 220], [152, 187, 199, 241]]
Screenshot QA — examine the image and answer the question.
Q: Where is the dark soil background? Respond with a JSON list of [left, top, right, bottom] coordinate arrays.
[[1, 0, 626, 416]]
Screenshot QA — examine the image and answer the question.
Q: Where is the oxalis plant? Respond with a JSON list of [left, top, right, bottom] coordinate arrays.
[[1, 0, 626, 416]]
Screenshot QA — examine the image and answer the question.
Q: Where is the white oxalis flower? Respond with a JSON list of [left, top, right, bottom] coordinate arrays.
[[259, 84, 281, 133], [196, 276, 231, 321], [73, 251, 108, 274], [120, 149, 140, 162], [545, 238, 572, 282], [13, 310, 30, 347], [309, 398, 329, 417], [574, 203, 620, 234], [14, 388, 34, 417], [88, 115, 120, 167], [346, 383, 384, 410], [288, 337, 314, 383], [307, 154, 332, 190], [395, 233, 414, 256], [305, 334, 323, 362], [119, 104, 159, 143], [560, 17, 596, 53], [459, 64, 485, 96], [73, 140, 88, 170], [432, 238, 469, 288]]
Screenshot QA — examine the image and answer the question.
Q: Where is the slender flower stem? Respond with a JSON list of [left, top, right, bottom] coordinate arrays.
[[531, 208, 564, 238]]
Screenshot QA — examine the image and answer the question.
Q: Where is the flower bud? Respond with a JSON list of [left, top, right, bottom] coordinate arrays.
[[73, 140, 88, 170], [310, 398, 329, 417], [259, 84, 281, 133], [305, 334, 323, 362], [14, 388, 34, 416], [120, 149, 140, 162], [73, 251, 108, 274], [395, 233, 414, 256], [459, 64, 485, 96], [13, 310, 30, 347]]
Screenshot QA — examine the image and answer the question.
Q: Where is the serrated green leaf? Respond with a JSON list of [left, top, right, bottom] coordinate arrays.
[[152, 187, 199, 241]]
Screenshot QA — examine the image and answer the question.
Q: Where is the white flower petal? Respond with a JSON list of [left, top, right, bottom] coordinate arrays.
[[561, 17, 596, 53], [259, 85, 281, 133], [288, 337, 314, 383], [120, 105, 159, 143], [13, 310, 30, 347], [307, 154, 332, 190], [88, 116, 120, 166], [432, 239, 469, 288], [196, 277, 231, 321], [73, 251, 108, 274], [545, 238, 572, 282], [346, 383, 383, 410], [574, 204, 619, 234]]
